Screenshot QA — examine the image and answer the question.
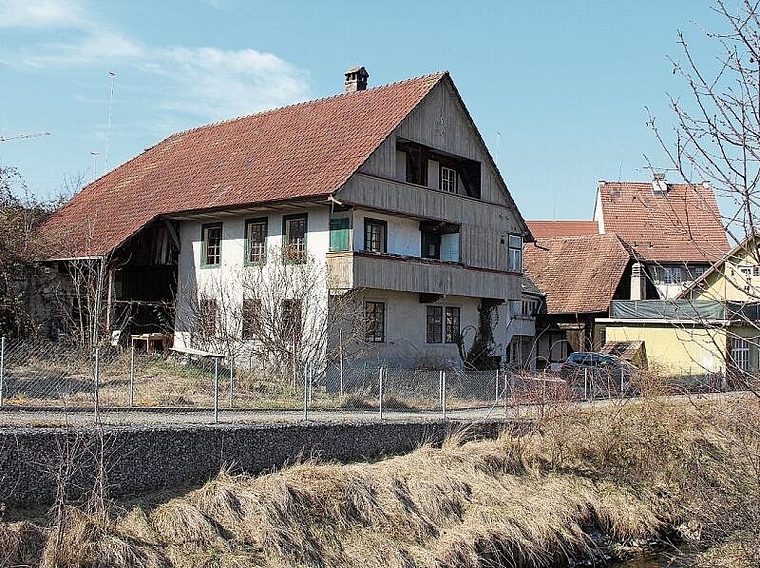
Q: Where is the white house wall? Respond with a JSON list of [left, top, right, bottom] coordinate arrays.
[[174, 206, 332, 351]]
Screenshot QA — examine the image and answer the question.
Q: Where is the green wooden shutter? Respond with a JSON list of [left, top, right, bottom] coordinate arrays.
[[329, 218, 350, 251]]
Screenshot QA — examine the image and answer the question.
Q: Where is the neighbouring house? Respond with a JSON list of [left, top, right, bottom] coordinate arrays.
[[597, 235, 760, 380], [503, 275, 544, 370], [594, 176, 730, 298], [38, 68, 532, 370], [523, 233, 653, 370], [528, 175, 731, 300]]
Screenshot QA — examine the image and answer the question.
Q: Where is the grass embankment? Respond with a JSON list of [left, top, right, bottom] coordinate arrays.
[[1, 395, 759, 567]]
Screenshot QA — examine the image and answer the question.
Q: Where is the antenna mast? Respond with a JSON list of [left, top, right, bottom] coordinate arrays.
[[0, 131, 50, 142], [104, 71, 117, 170]]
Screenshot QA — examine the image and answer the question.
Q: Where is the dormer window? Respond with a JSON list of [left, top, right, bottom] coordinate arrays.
[[440, 166, 457, 193]]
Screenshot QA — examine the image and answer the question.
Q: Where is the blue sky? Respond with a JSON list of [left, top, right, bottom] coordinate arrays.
[[0, 1, 725, 219]]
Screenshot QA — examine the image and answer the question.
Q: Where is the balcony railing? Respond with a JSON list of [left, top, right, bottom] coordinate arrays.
[[326, 251, 516, 300]]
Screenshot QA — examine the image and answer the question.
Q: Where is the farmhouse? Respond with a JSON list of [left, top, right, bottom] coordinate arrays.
[[38, 68, 532, 369]]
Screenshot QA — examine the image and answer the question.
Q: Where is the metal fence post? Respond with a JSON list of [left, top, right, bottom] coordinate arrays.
[[584, 368, 588, 401], [439, 370, 443, 409], [620, 367, 624, 396], [504, 370, 508, 417], [0, 336, 5, 409], [229, 356, 235, 409], [214, 357, 220, 424], [442, 370, 447, 419], [339, 329, 344, 397], [495, 368, 500, 403], [379, 366, 384, 420], [303, 367, 308, 422], [129, 343, 135, 408], [94, 347, 101, 425]]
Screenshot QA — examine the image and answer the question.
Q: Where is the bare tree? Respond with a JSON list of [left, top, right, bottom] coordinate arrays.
[[177, 247, 365, 380], [643, 1, 760, 391]]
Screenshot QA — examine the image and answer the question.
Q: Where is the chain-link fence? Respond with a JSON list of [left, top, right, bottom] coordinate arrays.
[[0, 337, 729, 426]]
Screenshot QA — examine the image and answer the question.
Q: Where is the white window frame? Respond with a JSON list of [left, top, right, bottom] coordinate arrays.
[[731, 337, 750, 371], [508, 234, 523, 273], [440, 166, 457, 194]]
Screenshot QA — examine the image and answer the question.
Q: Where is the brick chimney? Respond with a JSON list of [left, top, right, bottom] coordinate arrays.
[[344, 66, 369, 92]]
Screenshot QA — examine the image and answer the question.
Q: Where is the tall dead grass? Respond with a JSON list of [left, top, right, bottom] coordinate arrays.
[[3, 393, 759, 567]]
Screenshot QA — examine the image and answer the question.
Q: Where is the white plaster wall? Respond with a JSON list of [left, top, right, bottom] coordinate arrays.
[[174, 206, 331, 351], [350, 290, 482, 368], [352, 210, 422, 257]]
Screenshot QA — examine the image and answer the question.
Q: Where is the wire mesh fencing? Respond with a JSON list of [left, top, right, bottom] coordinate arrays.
[[0, 337, 727, 426]]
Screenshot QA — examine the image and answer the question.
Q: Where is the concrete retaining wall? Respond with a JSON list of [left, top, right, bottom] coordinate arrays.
[[0, 419, 515, 508]]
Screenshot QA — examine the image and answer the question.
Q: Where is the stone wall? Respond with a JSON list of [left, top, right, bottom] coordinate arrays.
[[0, 419, 516, 507]]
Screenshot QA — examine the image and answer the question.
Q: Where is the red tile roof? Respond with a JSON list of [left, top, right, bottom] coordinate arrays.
[[40, 72, 447, 258], [598, 181, 729, 263], [527, 220, 599, 238], [524, 234, 633, 314]]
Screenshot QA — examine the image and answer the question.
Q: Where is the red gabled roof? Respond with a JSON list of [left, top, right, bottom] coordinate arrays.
[[527, 220, 599, 238], [40, 72, 447, 258], [523, 234, 633, 314], [598, 181, 729, 263]]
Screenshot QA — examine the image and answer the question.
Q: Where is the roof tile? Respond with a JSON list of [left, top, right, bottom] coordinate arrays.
[[40, 73, 446, 257], [598, 181, 729, 263], [524, 234, 633, 314]]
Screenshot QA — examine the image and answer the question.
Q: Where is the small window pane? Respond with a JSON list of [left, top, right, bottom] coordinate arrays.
[[508, 234, 522, 272], [364, 219, 386, 253], [445, 307, 460, 343], [282, 299, 302, 344], [365, 301, 385, 342], [426, 306, 443, 343], [284, 216, 307, 262], [203, 225, 222, 266], [247, 219, 267, 263], [440, 166, 457, 193], [241, 299, 261, 340]]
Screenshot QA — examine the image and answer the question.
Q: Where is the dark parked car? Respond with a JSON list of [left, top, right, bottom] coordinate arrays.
[[560, 352, 639, 397]]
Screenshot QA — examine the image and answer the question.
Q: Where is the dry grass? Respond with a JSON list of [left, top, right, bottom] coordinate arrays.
[[3, 393, 759, 566]]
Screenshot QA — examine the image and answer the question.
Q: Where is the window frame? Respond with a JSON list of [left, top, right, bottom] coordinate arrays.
[[281, 299, 303, 345], [426, 305, 443, 343], [241, 298, 261, 340], [282, 213, 308, 263], [444, 306, 460, 344], [440, 165, 458, 194], [198, 297, 218, 337], [425, 305, 461, 344], [730, 337, 750, 371], [421, 230, 442, 260], [364, 217, 388, 254], [507, 234, 523, 273], [364, 301, 386, 343], [201, 223, 223, 268], [244, 217, 268, 265]]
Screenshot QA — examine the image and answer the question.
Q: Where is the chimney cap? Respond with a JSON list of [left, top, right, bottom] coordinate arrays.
[[345, 65, 369, 77], [344, 66, 369, 92]]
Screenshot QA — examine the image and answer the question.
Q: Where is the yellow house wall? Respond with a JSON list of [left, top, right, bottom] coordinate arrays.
[[604, 324, 727, 375], [694, 244, 760, 302]]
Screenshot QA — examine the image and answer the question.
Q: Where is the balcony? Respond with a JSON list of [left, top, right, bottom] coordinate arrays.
[[326, 251, 516, 301]]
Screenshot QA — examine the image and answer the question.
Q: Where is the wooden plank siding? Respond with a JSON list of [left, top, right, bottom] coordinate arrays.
[[326, 251, 519, 301], [359, 79, 512, 207], [337, 173, 521, 271]]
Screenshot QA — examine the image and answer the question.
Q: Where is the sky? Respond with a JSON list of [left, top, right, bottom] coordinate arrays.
[[0, 0, 729, 220]]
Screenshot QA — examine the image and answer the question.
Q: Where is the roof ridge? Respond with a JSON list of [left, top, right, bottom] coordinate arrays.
[[165, 70, 449, 141]]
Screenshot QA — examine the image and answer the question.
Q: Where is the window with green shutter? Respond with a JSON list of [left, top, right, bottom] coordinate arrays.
[[329, 217, 350, 251]]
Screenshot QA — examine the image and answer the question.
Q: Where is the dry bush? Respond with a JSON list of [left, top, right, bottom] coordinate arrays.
[[11, 391, 760, 567]]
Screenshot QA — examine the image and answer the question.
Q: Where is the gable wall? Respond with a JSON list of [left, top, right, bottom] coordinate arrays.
[[360, 80, 512, 208]]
